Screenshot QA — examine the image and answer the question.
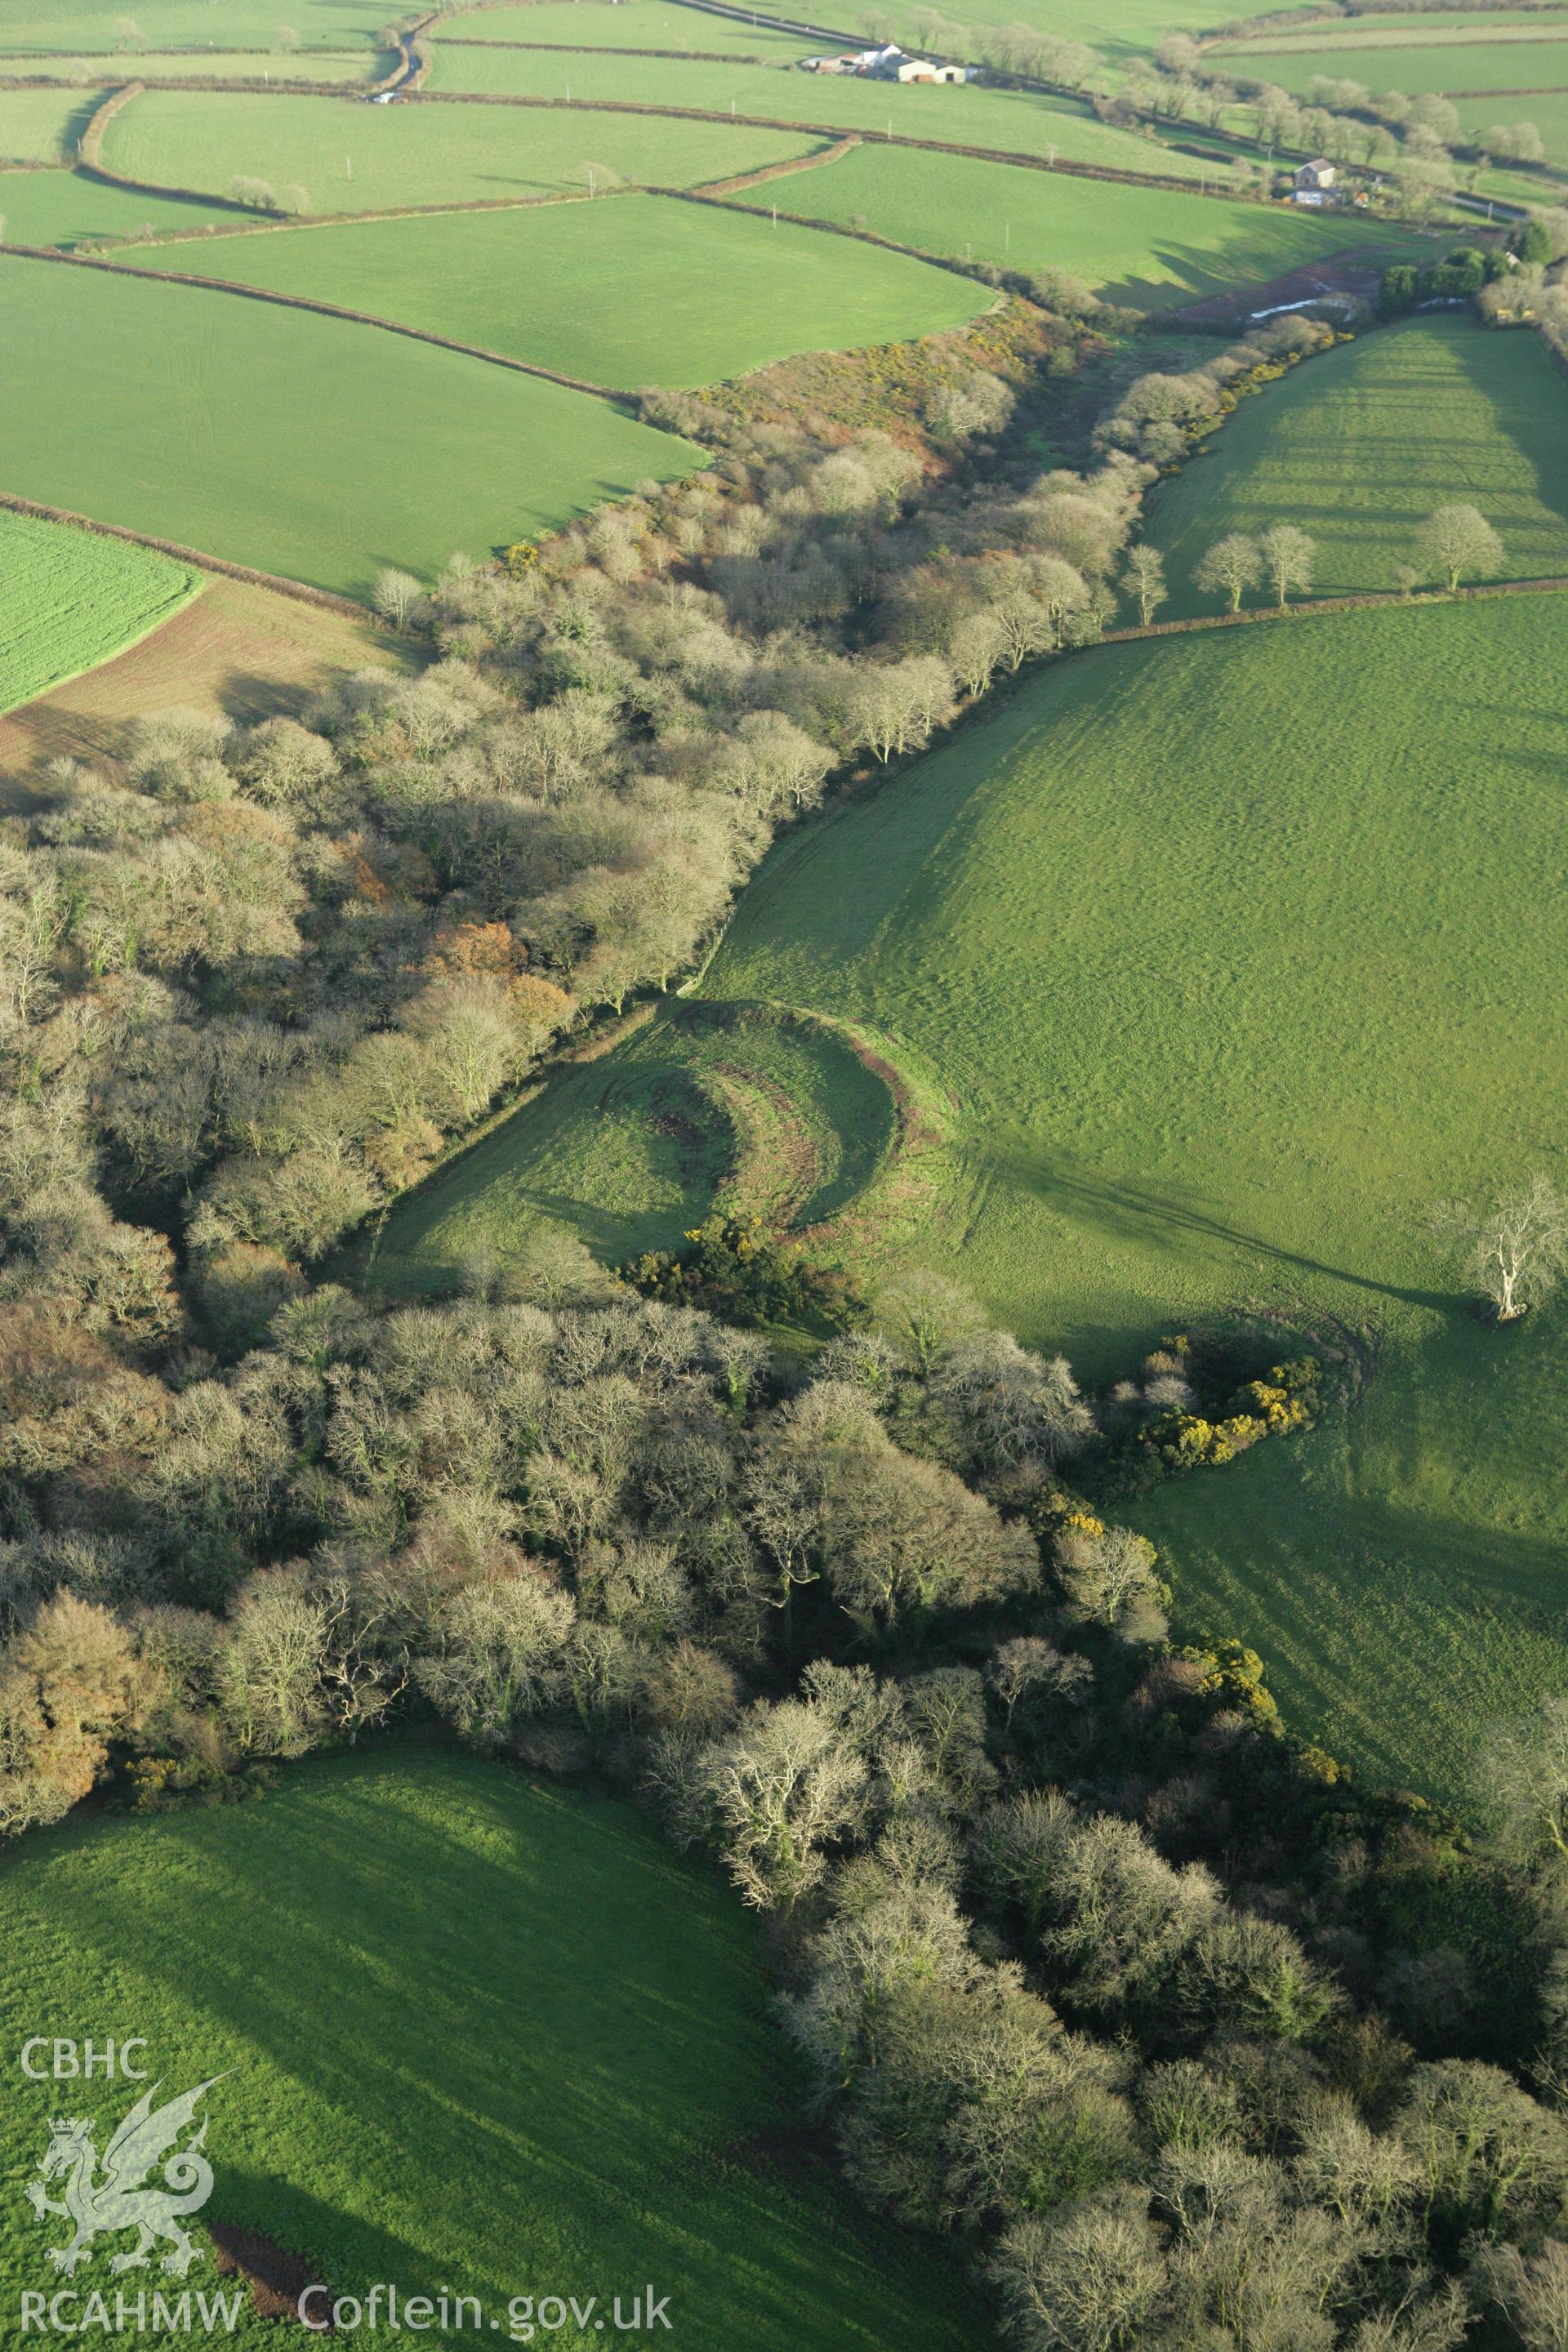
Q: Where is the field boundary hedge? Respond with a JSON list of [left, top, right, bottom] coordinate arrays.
[[403, 87, 1248, 197], [0, 492, 376, 617], [77, 82, 274, 214], [653, 0, 862, 42], [78, 79, 141, 167], [0, 238, 629, 399], [0, 69, 378, 93], [1101, 572, 1568, 643], [74, 185, 612, 243], [661, 174, 1004, 286]]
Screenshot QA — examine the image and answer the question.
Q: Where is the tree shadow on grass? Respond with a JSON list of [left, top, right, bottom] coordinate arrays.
[[992, 1143, 1453, 1312]]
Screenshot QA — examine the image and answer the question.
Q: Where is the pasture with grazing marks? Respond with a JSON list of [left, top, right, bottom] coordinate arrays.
[[773, 139, 1428, 305], [100, 84, 831, 211], [1211, 35, 1568, 97], [849, 0, 1249, 67], [0, 506, 200, 716], [145, 194, 987, 389], [2, 47, 382, 82], [0, 1745, 986, 2352], [0, 252, 706, 595], [695, 589, 1568, 1804]]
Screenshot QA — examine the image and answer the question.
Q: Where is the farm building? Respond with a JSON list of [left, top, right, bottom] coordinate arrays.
[[798, 44, 972, 78], [1294, 158, 1337, 192]]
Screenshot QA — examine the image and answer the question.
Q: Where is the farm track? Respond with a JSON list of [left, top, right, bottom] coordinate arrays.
[[690, 131, 858, 192]]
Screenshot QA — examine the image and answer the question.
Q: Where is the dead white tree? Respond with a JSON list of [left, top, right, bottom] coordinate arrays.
[[1432, 1175, 1568, 1321]]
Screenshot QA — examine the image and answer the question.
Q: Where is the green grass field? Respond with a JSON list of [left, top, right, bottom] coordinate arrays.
[[0, 166, 239, 244], [1210, 35, 1568, 98], [0, 0, 391, 48], [0, 253, 703, 594], [775, 140, 1426, 304], [368, 1003, 900, 1291], [144, 194, 987, 387], [0, 1744, 983, 2350], [1220, 10, 1568, 40], [0, 507, 200, 715], [1147, 317, 1568, 613], [421, 47, 1222, 179], [440, 1, 818, 56], [862, 0, 1301, 69], [0, 85, 102, 158], [101, 86, 829, 211], [7, 47, 381, 80]]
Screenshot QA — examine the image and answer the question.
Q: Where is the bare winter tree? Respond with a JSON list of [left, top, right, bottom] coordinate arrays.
[[1193, 533, 1262, 612], [372, 568, 423, 628], [1120, 545, 1167, 626], [1258, 523, 1316, 608], [1413, 504, 1503, 592], [1432, 1176, 1568, 1321], [1473, 1695, 1568, 1861], [228, 175, 278, 212]]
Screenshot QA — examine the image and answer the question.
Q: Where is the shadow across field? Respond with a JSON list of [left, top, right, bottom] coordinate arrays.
[[0, 1749, 985, 2348], [996, 1146, 1454, 1315]]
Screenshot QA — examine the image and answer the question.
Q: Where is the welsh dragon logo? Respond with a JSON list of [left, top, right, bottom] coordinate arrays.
[[24, 2078, 222, 2278]]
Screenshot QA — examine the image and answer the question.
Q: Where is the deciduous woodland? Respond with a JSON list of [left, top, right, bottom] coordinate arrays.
[[6, 0, 1568, 2340]]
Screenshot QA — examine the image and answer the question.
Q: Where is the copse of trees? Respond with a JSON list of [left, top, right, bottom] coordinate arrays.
[[1187, 523, 1321, 617], [1179, 497, 1505, 614], [1380, 243, 1506, 317]]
